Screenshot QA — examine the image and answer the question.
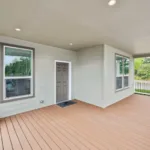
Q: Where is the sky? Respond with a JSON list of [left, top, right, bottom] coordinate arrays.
[[5, 56, 21, 65]]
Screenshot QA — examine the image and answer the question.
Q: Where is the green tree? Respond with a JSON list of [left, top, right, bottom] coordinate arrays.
[[143, 57, 150, 64], [134, 58, 143, 75], [134, 57, 150, 80], [5, 57, 31, 76], [137, 64, 150, 80]]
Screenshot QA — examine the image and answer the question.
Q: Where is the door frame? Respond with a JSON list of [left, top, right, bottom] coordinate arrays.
[[54, 60, 72, 104]]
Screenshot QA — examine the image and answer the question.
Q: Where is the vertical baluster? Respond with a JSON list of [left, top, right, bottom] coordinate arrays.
[[144, 82, 146, 93], [146, 81, 147, 94], [138, 82, 140, 92], [146, 81, 149, 94], [145, 82, 146, 94], [146, 81, 147, 93], [145, 81, 146, 94], [142, 81, 143, 93], [141, 82, 144, 93], [148, 82, 150, 94], [134, 80, 136, 93], [142, 81, 145, 93], [147, 81, 148, 94], [147, 81, 148, 95], [140, 81, 141, 93], [148, 81, 149, 95], [143, 81, 144, 93], [148, 81, 149, 94], [135, 81, 136, 92]]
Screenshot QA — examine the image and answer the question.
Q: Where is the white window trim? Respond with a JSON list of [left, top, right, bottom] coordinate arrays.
[[115, 54, 130, 91], [3, 45, 34, 101]]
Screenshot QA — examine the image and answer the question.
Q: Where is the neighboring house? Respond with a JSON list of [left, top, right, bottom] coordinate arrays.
[[0, 36, 134, 117]]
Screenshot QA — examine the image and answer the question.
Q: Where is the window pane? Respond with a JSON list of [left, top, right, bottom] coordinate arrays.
[[116, 55, 123, 76], [124, 57, 130, 75], [124, 57, 129, 87], [116, 77, 123, 89], [124, 76, 129, 87], [5, 47, 32, 76], [5, 79, 31, 98], [116, 55, 123, 89]]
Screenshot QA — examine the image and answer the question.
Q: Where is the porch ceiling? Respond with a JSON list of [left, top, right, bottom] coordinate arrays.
[[0, 0, 150, 54]]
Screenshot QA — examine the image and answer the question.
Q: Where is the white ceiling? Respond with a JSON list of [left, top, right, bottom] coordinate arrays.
[[0, 0, 150, 54]]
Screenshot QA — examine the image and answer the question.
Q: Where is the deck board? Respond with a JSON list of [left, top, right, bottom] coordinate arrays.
[[39, 107, 104, 149], [21, 112, 59, 150], [1, 119, 12, 150], [1, 94, 150, 150], [31, 110, 88, 150], [0, 121, 3, 150], [15, 115, 41, 150], [10, 116, 32, 150], [5, 117, 22, 150], [50, 103, 147, 149], [19, 113, 51, 150]]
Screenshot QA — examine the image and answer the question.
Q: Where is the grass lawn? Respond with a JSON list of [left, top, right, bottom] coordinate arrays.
[[135, 89, 150, 94]]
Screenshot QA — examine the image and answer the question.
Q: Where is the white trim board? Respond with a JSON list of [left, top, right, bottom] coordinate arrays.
[[54, 60, 72, 104]]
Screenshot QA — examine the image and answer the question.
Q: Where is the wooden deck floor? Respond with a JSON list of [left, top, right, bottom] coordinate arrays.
[[1, 94, 150, 150]]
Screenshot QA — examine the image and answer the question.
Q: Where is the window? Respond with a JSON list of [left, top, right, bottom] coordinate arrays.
[[115, 54, 130, 91], [3, 45, 34, 101], [124, 57, 130, 87]]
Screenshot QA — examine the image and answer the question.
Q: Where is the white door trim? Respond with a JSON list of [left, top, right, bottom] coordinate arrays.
[[54, 60, 72, 104]]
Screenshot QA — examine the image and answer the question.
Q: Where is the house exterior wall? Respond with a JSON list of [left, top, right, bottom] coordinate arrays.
[[74, 46, 104, 107], [0, 36, 76, 117], [103, 45, 134, 107], [0, 36, 134, 117], [74, 45, 134, 108]]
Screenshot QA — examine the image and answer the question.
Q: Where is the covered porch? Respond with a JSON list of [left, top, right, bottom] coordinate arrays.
[[1, 94, 150, 150]]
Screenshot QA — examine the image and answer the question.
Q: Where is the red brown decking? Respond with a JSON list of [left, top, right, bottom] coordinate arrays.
[[0, 94, 150, 150]]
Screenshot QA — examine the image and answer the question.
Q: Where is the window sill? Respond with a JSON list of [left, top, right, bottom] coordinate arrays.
[[1, 95, 35, 104], [115, 86, 130, 93]]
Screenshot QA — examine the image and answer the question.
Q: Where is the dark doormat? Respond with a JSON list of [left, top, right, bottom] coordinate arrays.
[[57, 101, 77, 108]]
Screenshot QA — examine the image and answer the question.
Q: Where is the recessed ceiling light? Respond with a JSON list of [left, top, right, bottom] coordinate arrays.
[[108, 0, 116, 6], [15, 28, 21, 31], [69, 43, 73, 46]]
